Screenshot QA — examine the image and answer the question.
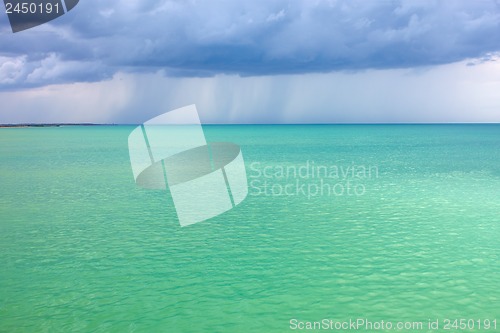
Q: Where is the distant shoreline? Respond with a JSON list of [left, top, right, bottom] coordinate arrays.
[[0, 124, 110, 128], [1, 122, 499, 128]]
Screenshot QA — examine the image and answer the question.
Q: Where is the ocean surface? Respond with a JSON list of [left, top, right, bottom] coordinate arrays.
[[1, 125, 499, 332]]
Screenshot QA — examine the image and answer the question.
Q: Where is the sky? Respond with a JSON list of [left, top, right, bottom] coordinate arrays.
[[0, 0, 499, 124]]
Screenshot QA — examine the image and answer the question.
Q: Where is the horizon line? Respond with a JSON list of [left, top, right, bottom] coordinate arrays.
[[1, 122, 500, 127]]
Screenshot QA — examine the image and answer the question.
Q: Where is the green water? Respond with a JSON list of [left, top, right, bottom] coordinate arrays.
[[1, 125, 499, 332]]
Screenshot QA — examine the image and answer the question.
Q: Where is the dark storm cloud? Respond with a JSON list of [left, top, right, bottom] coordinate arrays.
[[1, 0, 500, 88]]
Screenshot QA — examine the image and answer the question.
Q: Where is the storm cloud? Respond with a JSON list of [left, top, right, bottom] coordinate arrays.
[[1, 0, 500, 89]]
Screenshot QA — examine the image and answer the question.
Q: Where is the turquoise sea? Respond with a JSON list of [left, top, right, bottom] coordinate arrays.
[[1, 125, 499, 332]]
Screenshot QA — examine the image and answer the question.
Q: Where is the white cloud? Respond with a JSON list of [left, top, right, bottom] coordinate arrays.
[[266, 9, 286, 22], [0, 56, 27, 84], [0, 53, 106, 87]]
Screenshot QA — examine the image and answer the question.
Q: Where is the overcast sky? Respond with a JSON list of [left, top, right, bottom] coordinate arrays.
[[1, 0, 499, 123]]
